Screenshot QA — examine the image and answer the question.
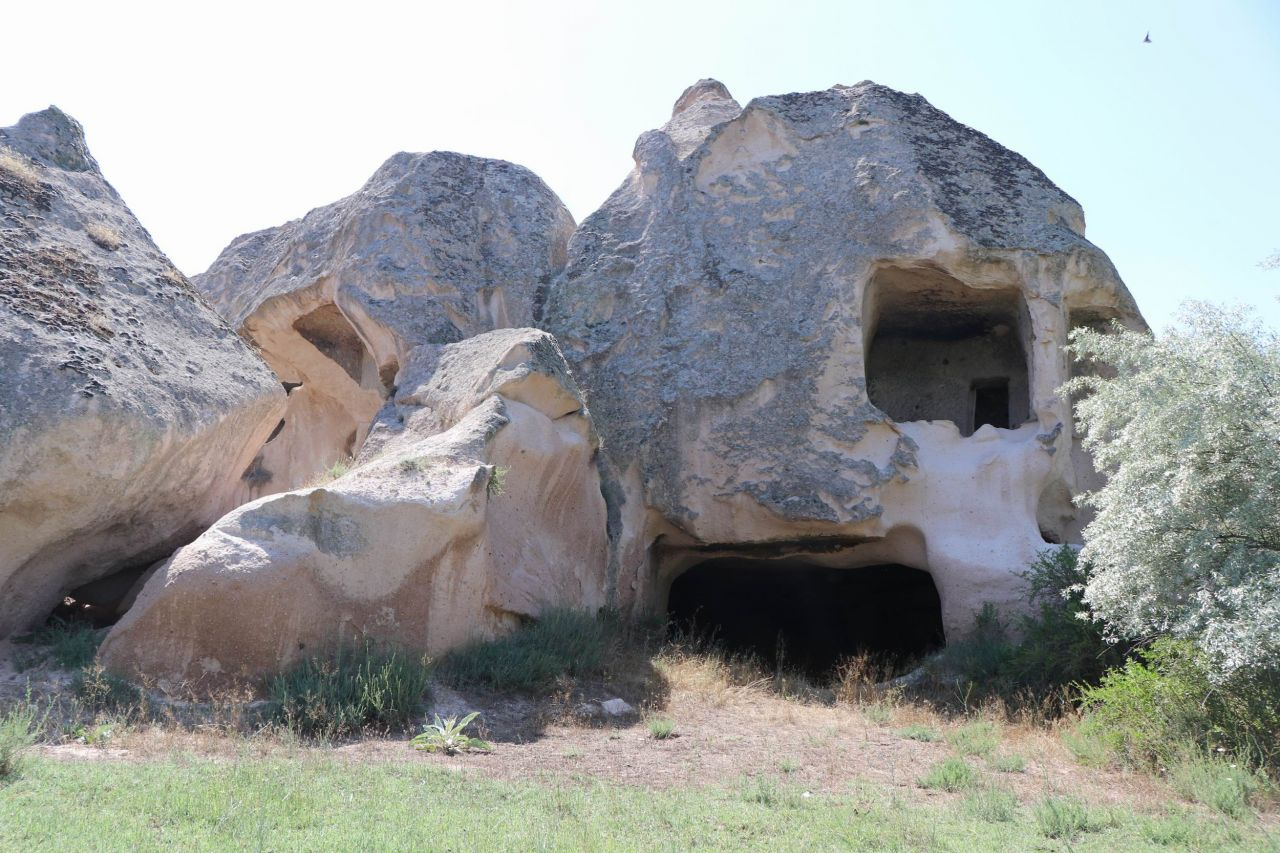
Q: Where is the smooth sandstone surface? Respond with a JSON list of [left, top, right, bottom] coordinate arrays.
[[99, 329, 607, 687], [0, 108, 285, 639], [544, 80, 1144, 632]]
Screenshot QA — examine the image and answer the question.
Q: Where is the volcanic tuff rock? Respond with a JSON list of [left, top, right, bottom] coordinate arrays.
[[544, 79, 1144, 630], [0, 108, 285, 638], [194, 152, 575, 500], [100, 329, 607, 687]]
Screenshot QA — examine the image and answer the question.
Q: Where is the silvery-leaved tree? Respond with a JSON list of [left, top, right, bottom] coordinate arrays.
[[1065, 302, 1280, 677]]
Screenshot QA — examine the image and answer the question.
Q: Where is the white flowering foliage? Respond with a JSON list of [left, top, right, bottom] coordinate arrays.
[[1066, 302, 1280, 676]]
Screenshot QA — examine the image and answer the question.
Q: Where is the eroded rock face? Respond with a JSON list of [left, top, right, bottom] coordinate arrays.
[[194, 153, 575, 500], [544, 80, 1144, 633], [99, 329, 607, 688], [0, 108, 286, 638]]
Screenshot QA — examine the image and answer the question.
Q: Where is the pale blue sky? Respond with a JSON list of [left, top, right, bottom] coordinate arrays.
[[3, 0, 1277, 330]]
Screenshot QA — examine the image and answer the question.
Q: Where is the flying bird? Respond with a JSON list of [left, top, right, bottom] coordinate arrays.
[[1144, 32, 1152, 43]]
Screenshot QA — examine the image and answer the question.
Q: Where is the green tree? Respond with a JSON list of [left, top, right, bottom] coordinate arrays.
[[1065, 302, 1280, 675]]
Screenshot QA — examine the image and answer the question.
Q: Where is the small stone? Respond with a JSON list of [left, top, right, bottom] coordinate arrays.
[[600, 698, 634, 717]]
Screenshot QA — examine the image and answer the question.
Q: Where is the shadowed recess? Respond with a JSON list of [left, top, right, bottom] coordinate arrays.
[[667, 558, 945, 678]]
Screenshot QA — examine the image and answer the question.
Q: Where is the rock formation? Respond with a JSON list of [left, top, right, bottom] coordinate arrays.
[[99, 329, 607, 687], [0, 108, 285, 638], [543, 80, 1144, 636], [193, 153, 575, 501]]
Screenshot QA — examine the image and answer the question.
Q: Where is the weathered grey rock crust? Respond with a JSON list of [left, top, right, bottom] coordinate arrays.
[[0, 108, 286, 638], [544, 80, 1144, 629], [194, 152, 575, 500], [100, 329, 607, 688]]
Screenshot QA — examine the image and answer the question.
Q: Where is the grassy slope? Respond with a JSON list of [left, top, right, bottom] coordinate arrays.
[[2, 756, 1273, 851]]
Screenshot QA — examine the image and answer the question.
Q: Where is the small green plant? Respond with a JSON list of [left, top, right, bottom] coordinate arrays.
[[862, 702, 892, 724], [647, 717, 675, 740], [436, 608, 617, 693], [268, 641, 431, 740], [1032, 796, 1113, 839], [896, 724, 941, 742], [917, 757, 977, 792], [947, 720, 999, 757], [0, 704, 39, 780], [961, 789, 1019, 822], [309, 458, 353, 486], [486, 465, 510, 498], [987, 753, 1026, 773], [739, 775, 806, 808], [72, 722, 117, 747], [73, 663, 147, 716], [14, 618, 103, 671], [410, 712, 492, 755], [778, 758, 799, 774]]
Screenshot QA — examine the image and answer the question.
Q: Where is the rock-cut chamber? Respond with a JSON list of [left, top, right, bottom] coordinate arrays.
[[666, 558, 945, 677], [864, 265, 1031, 436]]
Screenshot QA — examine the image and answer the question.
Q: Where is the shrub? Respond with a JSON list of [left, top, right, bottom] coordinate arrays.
[[1167, 753, 1266, 819], [918, 757, 977, 792], [14, 618, 103, 671], [927, 547, 1127, 699], [268, 641, 431, 739], [435, 608, 617, 693], [0, 705, 38, 780], [1067, 304, 1280, 675], [74, 663, 149, 717], [647, 717, 675, 740], [896, 725, 941, 742], [1075, 637, 1280, 770], [947, 720, 999, 757], [1033, 796, 1113, 839]]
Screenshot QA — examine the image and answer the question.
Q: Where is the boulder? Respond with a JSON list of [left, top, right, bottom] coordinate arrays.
[[0, 108, 285, 639], [99, 329, 608, 688], [543, 80, 1145, 633], [193, 152, 575, 500]]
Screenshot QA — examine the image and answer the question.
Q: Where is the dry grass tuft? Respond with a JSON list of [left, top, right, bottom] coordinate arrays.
[[0, 149, 40, 191], [85, 222, 122, 251]]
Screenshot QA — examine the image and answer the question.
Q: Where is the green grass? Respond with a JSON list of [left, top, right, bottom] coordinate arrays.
[[267, 641, 431, 739], [647, 717, 675, 739], [1032, 796, 1119, 839], [918, 757, 979, 792], [435, 608, 617, 693], [0, 756, 1269, 851], [1168, 754, 1268, 819], [13, 619, 103, 671], [0, 706, 38, 780], [896, 724, 941, 742], [947, 720, 1000, 756], [987, 752, 1027, 773]]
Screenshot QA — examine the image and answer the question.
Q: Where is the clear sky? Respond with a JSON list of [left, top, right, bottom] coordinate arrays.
[[3, 0, 1277, 331]]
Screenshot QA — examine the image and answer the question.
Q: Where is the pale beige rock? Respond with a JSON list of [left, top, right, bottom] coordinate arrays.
[[99, 329, 607, 688]]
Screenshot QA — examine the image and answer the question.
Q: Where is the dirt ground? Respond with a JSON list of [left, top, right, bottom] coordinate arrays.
[[2, 636, 1224, 819]]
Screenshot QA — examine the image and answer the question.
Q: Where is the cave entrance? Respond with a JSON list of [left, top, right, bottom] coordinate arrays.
[[864, 265, 1030, 436], [667, 558, 945, 679]]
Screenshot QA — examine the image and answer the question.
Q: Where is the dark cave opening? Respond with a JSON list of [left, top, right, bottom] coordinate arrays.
[[667, 558, 945, 679]]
